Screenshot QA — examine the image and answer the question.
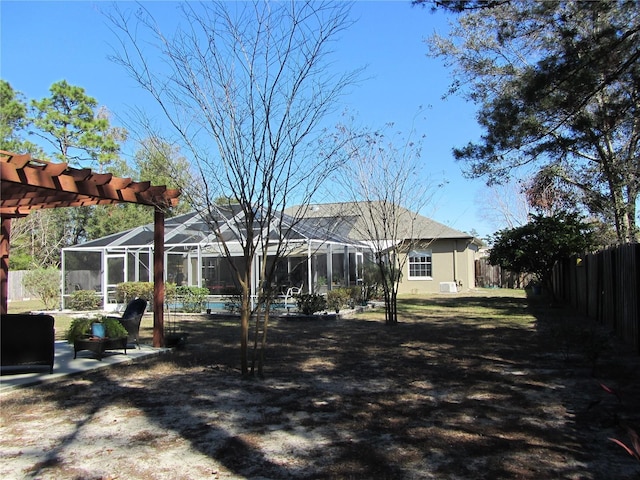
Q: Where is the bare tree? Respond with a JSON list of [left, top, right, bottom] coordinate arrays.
[[476, 180, 532, 232], [332, 121, 437, 324], [9, 211, 71, 268], [107, 1, 359, 376]]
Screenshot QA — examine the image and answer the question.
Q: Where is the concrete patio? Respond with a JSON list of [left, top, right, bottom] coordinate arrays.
[[0, 340, 168, 394]]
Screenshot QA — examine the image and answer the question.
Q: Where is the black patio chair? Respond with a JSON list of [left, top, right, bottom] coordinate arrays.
[[108, 298, 147, 348]]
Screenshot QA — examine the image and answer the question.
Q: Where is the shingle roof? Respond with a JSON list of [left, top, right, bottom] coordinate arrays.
[[289, 202, 478, 242]]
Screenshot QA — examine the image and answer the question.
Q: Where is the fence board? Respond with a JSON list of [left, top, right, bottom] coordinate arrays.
[[554, 244, 639, 354], [586, 253, 599, 319], [6, 270, 29, 302], [474, 259, 530, 289]]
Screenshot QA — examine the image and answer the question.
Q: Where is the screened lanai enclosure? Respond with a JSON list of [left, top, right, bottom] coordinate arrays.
[[62, 209, 368, 311]]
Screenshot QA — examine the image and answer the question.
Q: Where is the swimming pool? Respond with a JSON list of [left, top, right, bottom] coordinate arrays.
[[165, 297, 293, 313]]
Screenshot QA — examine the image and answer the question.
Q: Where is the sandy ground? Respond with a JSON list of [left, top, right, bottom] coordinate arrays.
[[1, 291, 639, 479]]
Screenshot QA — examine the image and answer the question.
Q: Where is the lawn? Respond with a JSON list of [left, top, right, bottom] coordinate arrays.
[[1, 289, 639, 479]]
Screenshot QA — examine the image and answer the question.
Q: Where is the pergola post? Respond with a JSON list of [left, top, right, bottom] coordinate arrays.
[[153, 208, 165, 347], [0, 217, 11, 315]]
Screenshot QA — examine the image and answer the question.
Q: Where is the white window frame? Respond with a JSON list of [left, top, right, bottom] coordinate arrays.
[[408, 250, 433, 280]]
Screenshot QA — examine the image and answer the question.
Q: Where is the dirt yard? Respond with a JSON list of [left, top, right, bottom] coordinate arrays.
[[1, 290, 639, 479]]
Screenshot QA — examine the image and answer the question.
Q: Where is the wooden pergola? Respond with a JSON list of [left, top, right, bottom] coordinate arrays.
[[0, 150, 181, 347]]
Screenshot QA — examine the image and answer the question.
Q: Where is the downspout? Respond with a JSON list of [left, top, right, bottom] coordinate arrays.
[[452, 239, 458, 286], [465, 239, 474, 288]]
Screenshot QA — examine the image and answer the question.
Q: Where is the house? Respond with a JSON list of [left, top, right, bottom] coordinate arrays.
[[61, 202, 482, 309], [292, 202, 484, 294]]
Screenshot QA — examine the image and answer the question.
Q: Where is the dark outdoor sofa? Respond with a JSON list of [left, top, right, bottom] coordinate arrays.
[[0, 313, 55, 374]]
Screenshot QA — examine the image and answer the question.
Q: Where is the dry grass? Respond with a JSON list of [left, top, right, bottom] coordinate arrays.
[[1, 289, 639, 479]]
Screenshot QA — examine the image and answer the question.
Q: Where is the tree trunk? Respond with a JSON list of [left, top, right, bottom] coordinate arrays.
[[240, 290, 251, 377], [390, 289, 398, 324], [258, 307, 270, 378], [250, 301, 271, 378]]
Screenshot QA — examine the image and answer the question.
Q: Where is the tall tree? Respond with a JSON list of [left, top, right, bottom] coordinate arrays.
[[413, 0, 510, 12], [0, 80, 29, 152], [30, 80, 123, 169], [427, 0, 640, 243], [85, 138, 192, 239], [6, 82, 185, 266], [133, 138, 192, 205], [30, 81, 131, 253], [108, 1, 359, 376], [1, 81, 43, 268]]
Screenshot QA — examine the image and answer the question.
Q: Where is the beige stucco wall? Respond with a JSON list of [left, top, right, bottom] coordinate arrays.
[[397, 239, 478, 295]]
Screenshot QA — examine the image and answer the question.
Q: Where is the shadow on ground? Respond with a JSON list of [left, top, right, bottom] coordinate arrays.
[[2, 290, 639, 479]]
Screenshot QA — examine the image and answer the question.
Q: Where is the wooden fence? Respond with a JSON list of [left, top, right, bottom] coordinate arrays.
[[475, 258, 531, 289], [6, 270, 29, 302], [553, 243, 640, 354]]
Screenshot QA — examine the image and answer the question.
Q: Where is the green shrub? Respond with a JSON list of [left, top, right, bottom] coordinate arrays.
[[175, 285, 209, 313], [68, 290, 102, 311], [296, 293, 327, 315], [66, 315, 128, 343], [347, 286, 368, 306], [22, 268, 60, 310], [361, 262, 383, 301], [102, 317, 129, 338], [66, 317, 93, 343], [115, 282, 154, 303], [326, 288, 350, 313], [165, 282, 177, 300]]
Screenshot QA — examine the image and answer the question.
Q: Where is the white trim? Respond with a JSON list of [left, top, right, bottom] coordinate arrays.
[[408, 249, 433, 280]]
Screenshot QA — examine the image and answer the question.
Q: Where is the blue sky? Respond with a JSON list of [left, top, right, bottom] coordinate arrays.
[[1, 1, 494, 238]]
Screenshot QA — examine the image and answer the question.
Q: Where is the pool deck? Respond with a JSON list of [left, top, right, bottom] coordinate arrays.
[[0, 341, 168, 394]]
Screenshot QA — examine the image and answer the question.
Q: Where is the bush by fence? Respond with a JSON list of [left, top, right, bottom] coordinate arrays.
[[22, 268, 60, 310], [553, 243, 640, 354]]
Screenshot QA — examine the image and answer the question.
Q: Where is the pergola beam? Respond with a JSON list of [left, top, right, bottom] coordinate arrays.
[[0, 151, 180, 345]]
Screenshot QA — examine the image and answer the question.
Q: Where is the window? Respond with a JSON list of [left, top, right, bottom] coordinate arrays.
[[408, 250, 432, 279]]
